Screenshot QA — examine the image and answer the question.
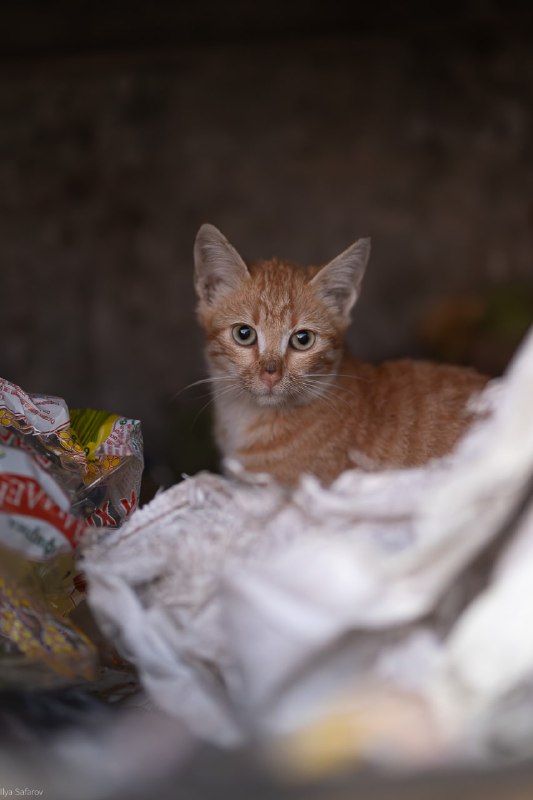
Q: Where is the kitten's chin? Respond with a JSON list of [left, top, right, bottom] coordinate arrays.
[[253, 391, 286, 408], [250, 385, 316, 408], [247, 374, 336, 407]]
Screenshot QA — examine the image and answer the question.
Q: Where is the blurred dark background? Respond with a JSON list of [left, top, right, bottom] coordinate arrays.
[[2, 0, 533, 495]]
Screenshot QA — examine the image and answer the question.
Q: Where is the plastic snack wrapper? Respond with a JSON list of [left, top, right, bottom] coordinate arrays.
[[0, 377, 143, 690], [82, 324, 533, 779]]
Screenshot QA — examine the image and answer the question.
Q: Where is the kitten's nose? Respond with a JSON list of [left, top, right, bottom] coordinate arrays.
[[260, 359, 282, 388]]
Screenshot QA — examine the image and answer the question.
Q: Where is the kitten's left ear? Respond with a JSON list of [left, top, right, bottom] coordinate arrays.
[[311, 237, 371, 320]]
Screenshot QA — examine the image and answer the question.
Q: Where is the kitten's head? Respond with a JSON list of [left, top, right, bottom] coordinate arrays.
[[193, 224, 370, 408]]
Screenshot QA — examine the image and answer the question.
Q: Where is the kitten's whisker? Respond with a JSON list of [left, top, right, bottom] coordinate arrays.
[[293, 388, 347, 424], [320, 386, 359, 413], [171, 375, 236, 402], [299, 379, 356, 418], [190, 382, 241, 430], [306, 375, 367, 406], [306, 372, 370, 384]]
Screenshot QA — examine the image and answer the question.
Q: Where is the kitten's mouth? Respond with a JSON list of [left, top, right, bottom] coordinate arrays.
[[256, 394, 284, 407], [251, 383, 286, 407], [254, 390, 283, 406], [250, 379, 327, 407]]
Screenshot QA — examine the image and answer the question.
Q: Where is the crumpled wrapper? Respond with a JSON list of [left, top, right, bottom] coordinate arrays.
[[0, 378, 143, 690], [83, 324, 533, 774]]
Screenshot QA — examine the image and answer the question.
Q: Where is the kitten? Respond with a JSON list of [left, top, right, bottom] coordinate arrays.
[[193, 224, 489, 486]]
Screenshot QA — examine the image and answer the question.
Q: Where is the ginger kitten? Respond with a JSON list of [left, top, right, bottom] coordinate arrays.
[[193, 224, 489, 486]]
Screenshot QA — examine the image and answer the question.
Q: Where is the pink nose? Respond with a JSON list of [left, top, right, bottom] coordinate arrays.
[[261, 370, 281, 389], [260, 360, 282, 389]]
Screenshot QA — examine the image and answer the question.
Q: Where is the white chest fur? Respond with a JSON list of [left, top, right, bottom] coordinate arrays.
[[213, 388, 262, 458]]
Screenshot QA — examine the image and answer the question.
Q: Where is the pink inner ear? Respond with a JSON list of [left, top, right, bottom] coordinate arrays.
[[312, 269, 358, 319], [194, 224, 250, 305], [311, 241, 370, 319]]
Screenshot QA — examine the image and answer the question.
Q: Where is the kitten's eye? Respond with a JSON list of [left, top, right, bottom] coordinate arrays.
[[232, 324, 257, 346], [289, 330, 316, 351]]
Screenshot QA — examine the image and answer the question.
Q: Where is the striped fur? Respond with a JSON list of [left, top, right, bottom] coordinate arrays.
[[194, 225, 489, 486]]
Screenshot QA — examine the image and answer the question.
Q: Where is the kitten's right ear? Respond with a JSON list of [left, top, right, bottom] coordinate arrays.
[[311, 237, 371, 320], [194, 223, 250, 305]]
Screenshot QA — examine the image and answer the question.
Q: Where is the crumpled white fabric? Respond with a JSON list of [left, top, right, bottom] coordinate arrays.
[[82, 325, 533, 764]]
